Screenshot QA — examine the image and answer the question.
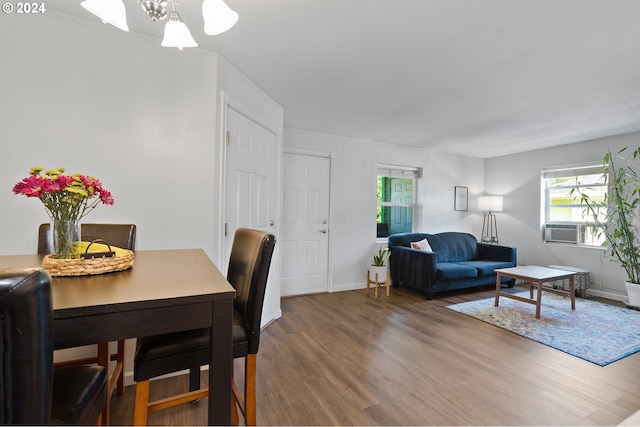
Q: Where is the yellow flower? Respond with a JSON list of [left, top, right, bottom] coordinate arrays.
[[45, 168, 65, 177], [66, 187, 89, 198]]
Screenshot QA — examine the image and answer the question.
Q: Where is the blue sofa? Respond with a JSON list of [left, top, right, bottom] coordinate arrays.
[[388, 232, 517, 299]]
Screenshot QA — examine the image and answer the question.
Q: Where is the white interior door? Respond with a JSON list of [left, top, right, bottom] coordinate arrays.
[[225, 106, 278, 324], [281, 152, 331, 296]]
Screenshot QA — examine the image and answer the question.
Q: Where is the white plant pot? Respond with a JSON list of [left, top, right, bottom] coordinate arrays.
[[369, 265, 388, 282], [625, 281, 640, 307]]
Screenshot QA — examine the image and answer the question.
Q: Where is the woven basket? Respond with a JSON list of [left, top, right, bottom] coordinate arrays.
[[42, 250, 134, 277]]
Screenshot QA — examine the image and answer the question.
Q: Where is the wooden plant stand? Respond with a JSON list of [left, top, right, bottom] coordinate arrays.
[[367, 269, 390, 297]]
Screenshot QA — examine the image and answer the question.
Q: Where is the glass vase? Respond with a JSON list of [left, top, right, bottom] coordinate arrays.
[[51, 219, 80, 258]]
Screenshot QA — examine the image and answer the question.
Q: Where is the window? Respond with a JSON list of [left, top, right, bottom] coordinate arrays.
[[377, 164, 420, 238], [542, 163, 607, 245]]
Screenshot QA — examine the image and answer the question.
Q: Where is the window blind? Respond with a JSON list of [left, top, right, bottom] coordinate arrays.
[[377, 164, 421, 178], [541, 163, 604, 179]]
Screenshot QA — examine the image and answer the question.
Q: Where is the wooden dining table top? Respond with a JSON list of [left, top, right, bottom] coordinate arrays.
[[0, 249, 235, 315]]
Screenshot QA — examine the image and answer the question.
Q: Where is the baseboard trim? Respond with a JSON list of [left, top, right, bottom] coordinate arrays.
[[331, 282, 366, 293], [586, 288, 627, 302]]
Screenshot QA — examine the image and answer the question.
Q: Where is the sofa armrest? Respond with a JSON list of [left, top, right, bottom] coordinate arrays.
[[476, 243, 517, 264], [389, 246, 437, 297]]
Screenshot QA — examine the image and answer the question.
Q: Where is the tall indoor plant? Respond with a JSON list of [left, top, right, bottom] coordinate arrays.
[[573, 147, 640, 304]]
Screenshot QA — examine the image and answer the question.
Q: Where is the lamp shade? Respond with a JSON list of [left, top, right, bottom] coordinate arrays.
[[202, 0, 239, 35], [81, 0, 129, 31], [161, 11, 198, 50], [477, 196, 503, 212]]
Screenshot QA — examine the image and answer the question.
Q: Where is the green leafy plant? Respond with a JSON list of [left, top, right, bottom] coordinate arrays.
[[572, 147, 640, 284], [372, 247, 390, 267]]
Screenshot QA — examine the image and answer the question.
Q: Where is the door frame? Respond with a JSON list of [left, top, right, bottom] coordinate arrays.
[[282, 148, 335, 293], [217, 91, 283, 322]]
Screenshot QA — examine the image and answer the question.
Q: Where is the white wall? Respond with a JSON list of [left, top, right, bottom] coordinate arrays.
[[283, 128, 485, 291], [1, 11, 219, 257], [485, 131, 640, 300]]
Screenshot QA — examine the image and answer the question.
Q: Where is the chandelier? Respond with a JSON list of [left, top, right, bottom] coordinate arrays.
[[80, 0, 239, 50]]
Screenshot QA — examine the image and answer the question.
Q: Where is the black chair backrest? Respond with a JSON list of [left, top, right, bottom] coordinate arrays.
[[0, 268, 53, 424], [227, 228, 276, 354], [38, 223, 137, 254]]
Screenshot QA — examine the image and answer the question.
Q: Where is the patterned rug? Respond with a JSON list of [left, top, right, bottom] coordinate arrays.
[[447, 291, 640, 366]]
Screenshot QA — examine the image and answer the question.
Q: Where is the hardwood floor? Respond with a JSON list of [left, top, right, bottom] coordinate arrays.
[[109, 285, 640, 425]]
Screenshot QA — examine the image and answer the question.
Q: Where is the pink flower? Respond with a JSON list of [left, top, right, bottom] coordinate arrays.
[[79, 175, 101, 192], [12, 175, 45, 197], [99, 189, 115, 205], [13, 167, 115, 221]]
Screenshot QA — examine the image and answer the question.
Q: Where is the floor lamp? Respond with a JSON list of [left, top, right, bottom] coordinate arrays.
[[478, 196, 503, 244]]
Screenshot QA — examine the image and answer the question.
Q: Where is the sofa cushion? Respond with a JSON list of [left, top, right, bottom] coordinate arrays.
[[458, 260, 515, 276], [436, 263, 479, 281], [427, 232, 478, 263]]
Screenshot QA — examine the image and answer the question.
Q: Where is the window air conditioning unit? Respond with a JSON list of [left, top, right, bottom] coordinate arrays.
[[544, 223, 584, 244]]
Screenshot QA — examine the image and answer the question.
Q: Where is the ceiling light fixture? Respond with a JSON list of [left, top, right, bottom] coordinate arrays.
[[140, 0, 168, 21], [202, 0, 238, 35], [81, 0, 238, 50], [81, 0, 129, 31], [161, 0, 197, 50]]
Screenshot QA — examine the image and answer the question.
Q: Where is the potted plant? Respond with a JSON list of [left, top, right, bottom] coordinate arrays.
[[572, 147, 640, 305], [369, 247, 390, 281]]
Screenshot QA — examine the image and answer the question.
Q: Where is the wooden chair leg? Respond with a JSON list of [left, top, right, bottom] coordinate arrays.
[[231, 392, 240, 426], [230, 364, 239, 426], [245, 354, 257, 426], [97, 343, 110, 426], [133, 380, 150, 426], [116, 340, 125, 395], [132, 373, 209, 426]]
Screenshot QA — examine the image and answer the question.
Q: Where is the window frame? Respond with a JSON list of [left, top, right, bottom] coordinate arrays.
[[541, 162, 607, 246], [376, 164, 421, 239]]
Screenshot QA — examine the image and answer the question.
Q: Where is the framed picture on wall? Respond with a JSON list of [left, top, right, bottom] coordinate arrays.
[[454, 186, 468, 211]]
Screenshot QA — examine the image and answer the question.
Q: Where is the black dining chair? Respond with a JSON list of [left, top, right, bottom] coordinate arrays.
[[132, 228, 276, 426], [38, 222, 136, 423], [0, 267, 107, 425], [38, 222, 136, 255]]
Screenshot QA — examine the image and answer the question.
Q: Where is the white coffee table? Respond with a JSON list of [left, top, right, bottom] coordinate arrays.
[[494, 265, 577, 319]]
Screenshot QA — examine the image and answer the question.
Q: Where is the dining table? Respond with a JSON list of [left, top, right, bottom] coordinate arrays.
[[0, 249, 236, 426]]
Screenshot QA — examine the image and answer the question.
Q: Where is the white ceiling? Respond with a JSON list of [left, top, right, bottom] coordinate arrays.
[[49, 0, 640, 158]]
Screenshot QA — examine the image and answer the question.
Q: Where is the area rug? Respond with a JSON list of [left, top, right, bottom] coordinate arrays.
[[447, 291, 640, 366]]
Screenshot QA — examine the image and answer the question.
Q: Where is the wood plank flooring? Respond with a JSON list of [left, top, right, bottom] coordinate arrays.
[[109, 285, 640, 425]]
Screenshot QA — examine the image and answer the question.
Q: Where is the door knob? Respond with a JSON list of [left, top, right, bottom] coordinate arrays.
[[319, 229, 327, 234]]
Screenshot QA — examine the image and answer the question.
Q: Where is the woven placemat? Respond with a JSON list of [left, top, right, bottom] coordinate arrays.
[[42, 250, 134, 276]]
